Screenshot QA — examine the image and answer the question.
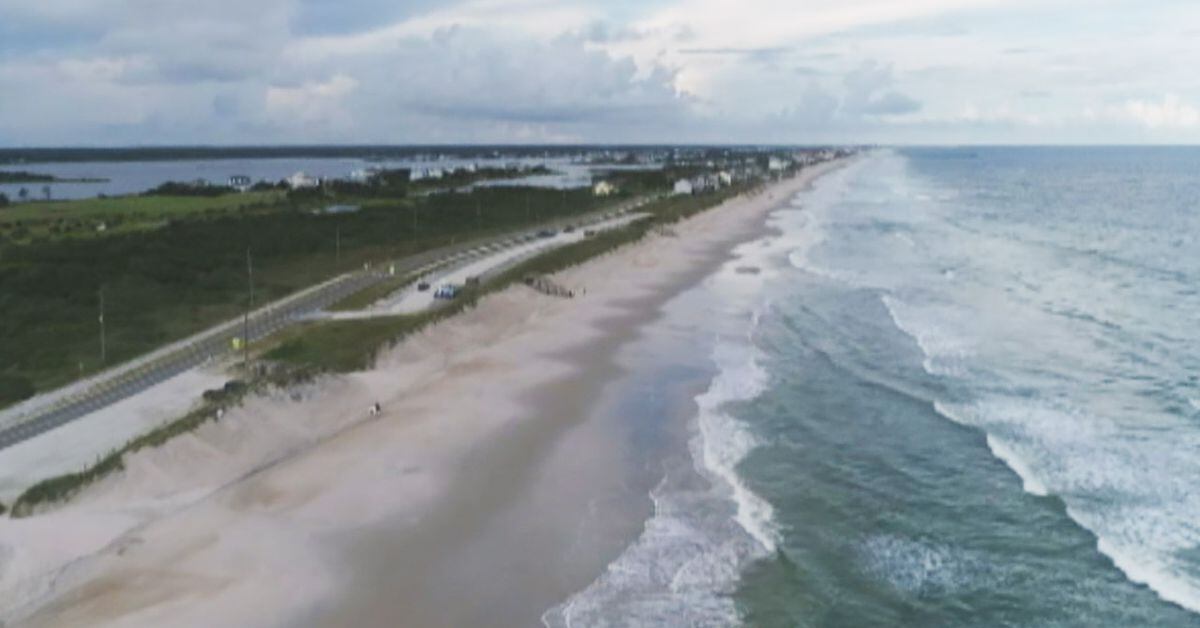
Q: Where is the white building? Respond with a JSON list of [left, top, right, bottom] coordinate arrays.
[[593, 180, 618, 196], [228, 175, 251, 192], [673, 179, 693, 195], [349, 168, 376, 182], [768, 157, 789, 171], [287, 172, 319, 189], [718, 171, 733, 187]]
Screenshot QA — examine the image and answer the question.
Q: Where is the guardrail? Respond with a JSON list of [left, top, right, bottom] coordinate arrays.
[[0, 196, 653, 451]]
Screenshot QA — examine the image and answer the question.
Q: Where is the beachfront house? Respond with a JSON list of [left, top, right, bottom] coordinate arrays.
[[410, 168, 445, 182], [718, 171, 733, 187], [349, 168, 378, 182], [287, 171, 319, 190], [673, 179, 694, 195], [593, 180, 618, 196], [768, 157, 788, 171], [228, 175, 251, 192]]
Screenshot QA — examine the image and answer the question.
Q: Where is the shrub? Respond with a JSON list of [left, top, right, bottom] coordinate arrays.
[[0, 373, 35, 406]]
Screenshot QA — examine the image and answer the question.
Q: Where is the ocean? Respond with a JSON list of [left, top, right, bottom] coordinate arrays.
[[549, 148, 1200, 626]]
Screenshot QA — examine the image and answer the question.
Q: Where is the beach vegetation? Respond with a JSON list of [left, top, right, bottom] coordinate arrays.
[[3, 173, 763, 514], [326, 271, 420, 312], [0, 185, 611, 405], [7, 379, 257, 517], [262, 181, 749, 376]]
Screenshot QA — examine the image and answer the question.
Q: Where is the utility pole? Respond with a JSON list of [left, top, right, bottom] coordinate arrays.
[[98, 286, 106, 365], [243, 247, 253, 370]]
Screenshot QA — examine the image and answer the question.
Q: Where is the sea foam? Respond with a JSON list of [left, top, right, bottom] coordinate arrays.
[[542, 186, 827, 626]]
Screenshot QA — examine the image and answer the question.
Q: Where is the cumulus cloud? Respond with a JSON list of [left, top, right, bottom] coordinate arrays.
[[842, 61, 922, 117], [382, 29, 688, 125], [2, 0, 1200, 144], [1123, 95, 1200, 129], [266, 75, 358, 123]]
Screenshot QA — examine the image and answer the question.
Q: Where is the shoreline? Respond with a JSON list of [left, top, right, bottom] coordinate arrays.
[[2, 160, 846, 627]]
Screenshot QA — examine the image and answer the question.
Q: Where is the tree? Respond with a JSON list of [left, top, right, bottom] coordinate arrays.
[[17, 187, 28, 201], [42, 185, 51, 201], [0, 192, 9, 208]]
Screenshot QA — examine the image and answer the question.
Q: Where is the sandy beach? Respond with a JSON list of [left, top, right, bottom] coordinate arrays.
[[0, 160, 843, 628]]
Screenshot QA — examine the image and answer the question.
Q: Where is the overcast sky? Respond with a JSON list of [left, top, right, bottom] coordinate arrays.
[[2, 0, 1199, 145]]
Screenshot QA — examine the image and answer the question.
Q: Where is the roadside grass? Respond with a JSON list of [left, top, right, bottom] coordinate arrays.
[[8, 381, 253, 517], [3, 181, 755, 515], [0, 185, 615, 406], [263, 183, 749, 376], [264, 316, 426, 372], [326, 271, 420, 312]]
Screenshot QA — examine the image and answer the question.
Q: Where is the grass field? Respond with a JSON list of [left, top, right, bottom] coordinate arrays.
[[0, 191, 286, 243]]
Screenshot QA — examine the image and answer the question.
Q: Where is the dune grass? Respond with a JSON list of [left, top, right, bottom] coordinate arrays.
[[7, 381, 255, 517], [326, 271, 420, 312]]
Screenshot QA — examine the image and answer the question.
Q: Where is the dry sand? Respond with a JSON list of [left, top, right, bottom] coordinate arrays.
[[0, 160, 844, 627]]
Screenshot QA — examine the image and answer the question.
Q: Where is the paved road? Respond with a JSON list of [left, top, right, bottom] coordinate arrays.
[[0, 199, 651, 452], [323, 212, 649, 319]]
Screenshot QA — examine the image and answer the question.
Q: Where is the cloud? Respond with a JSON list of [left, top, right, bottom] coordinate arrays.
[[676, 46, 790, 56], [354, 28, 693, 137], [860, 90, 922, 115], [288, 0, 450, 36], [2, 0, 1200, 144], [265, 74, 358, 122], [842, 61, 922, 117], [1123, 95, 1200, 129]]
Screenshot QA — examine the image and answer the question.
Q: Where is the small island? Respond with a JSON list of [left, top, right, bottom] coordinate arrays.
[[0, 170, 109, 184]]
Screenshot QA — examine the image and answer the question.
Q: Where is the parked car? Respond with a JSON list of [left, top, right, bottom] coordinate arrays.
[[564, 225, 576, 233], [434, 284, 460, 300], [537, 229, 557, 238], [417, 281, 431, 291]]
